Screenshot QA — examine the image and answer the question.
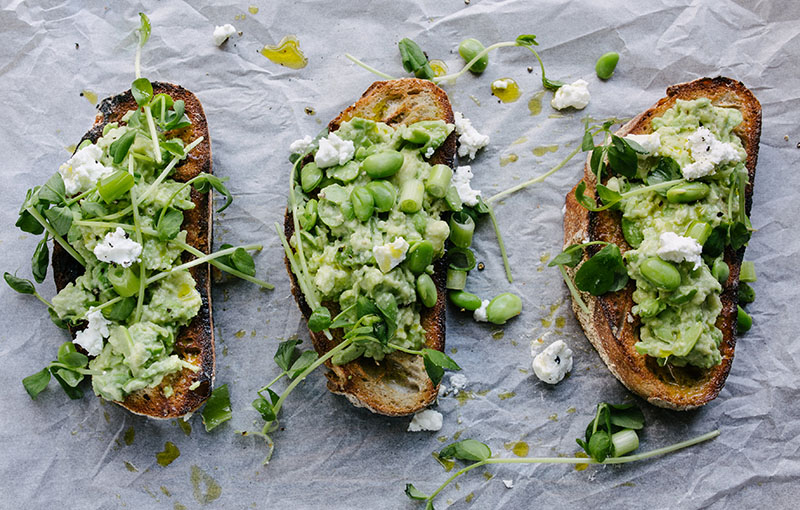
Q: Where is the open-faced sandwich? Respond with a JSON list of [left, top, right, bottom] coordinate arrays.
[[281, 78, 461, 416], [562, 77, 761, 410]]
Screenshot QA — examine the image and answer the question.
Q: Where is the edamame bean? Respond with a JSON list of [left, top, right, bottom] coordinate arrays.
[[362, 150, 404, 179], [595, 51, 620, 80], [737, 305, 752, 333], [425, 164, 453, 198], [449, 211, 475, 248], [332, 343, 366, 365], [637, 298, 664, 318], [738, 282, 755, 304], [666, 182, 710, 203], [446, 268, 467, 290], [340, 199, 355, 221], [668, 287, 697, 305], [448, 290, 482, 311], [366, 180, 397, 212], [621, 217, 643, 248], [402, 126, 431, 146], [685, 221, 712, 244], [640, 257, 682, 291], [399, 179, 425, 213], [406, 240, 434, 275], [712, 258, 730, 284], [416, 273, 438, 308], [458, 38, 488, 74], [486, 292, 522, 325], [107, 265, 140, 297], [299, 199, 318, 231], [301, 162, 323, 193], [350, 186, 374, 222]]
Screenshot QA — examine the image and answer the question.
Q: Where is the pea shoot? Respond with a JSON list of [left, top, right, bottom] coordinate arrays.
[[405, 403, 720, 509]]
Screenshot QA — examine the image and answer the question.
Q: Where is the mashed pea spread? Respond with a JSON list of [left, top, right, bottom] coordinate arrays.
[[290, 118, 455, 362], [611, 98, 747, 368], [49, 101, 204, 401]]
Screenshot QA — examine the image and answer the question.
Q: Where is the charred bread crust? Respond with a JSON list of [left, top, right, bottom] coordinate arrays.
[[52, 82, 214, 418], [563, 77, 761, 410], [284, 78, 455, 416]]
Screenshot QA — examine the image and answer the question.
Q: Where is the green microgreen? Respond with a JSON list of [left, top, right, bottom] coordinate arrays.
[[398, 38, 435, 80], [202, 384, 232, 432], [31, 235, 49, 283], [547, 241, 628, 313], [21, 341, 93, 400]]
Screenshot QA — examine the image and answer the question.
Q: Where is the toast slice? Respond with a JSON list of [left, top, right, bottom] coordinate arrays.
[[284, 78, 456, 416], [563, 77, 761, 410], [52, 82, 214, 419]]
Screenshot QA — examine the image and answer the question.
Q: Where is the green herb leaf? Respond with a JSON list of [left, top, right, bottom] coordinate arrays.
[[157, 208, 183, 241], [32, 236, 49, 283], [80, 201, 108, 218], [624, 137, 648, 154], [646, 157, 681, 195], [606, 135, 637, 178], [548, 243, 584, 268], [231, 247, 256, 277], [43, 205, 73, 236], [542, 77, 565, 91], [252, 397, 276, 421], [574, 244, 628, 296], [22, 367, 51, 399], [398, 38, 434, 80], [109, 129, 137, 164], [48, 307, 69, 329], [405, 483, 429, 500], [54, 368, 84, 388], [308, 306, 332, 332], [4, 272, 35, 294], [422, 348, 461, 371], [515, 34, 539, 46], [102, 296, 136, 322], [131, 77, 154, 107], [161, 139, 185, 157], [608, 404, 645, 430], [439, 439, 492, 462], [274, 339, 302, 372], [202, 384, 232, 432], [288, 350, 319, 379], [137, 12, 151, 47], [596, 184, 622, 208], [16, 209, 45, 235], [590, 146, 606, 179], [57, 342, 88, 369], [50, 367, 84, 399], [423, 355, 444, 386], [729, 221, 751, 250], [38, 173, 66, 203], [574, 181, 599, 211], [581, 129, 595, 152], [587, 429, 612, 462], [193, 174, 233, 212]]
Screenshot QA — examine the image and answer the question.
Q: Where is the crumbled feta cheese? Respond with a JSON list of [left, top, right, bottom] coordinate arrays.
[[424, 147, 435, 159], [73, 308, 111, 356], [452, 165, 481, 206], [212, 24, 237, 46], [58, 143, 115, 195], [532, 340, 573, 384], [550, 79, 591, 110], [473, 299, 490, 322], [682, 126, 744, 180], [93, 227, 142, 267], [407, 409, 443, 432], [314, 133, 355, 168], [454, 112, 490, 160], [372, 237, 409, 273], [289, 135, 313, 154], [656, 231, 702, 270], [502, 479, 514, 489], [449, 374, 468, 395], [438, 384, 449, 397], [625, 132, 661, 154], [492, 78, 512, 90]]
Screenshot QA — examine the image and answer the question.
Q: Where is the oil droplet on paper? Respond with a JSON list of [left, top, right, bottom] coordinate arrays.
[[499, 153, 518, 167], [504, 441, 529, 457], [533, 145, 558, 156], [528, 91, 544, 115], [124, 427, 135, 445], [191, 465, 222, 504], [575, 451, 589, 471], [261, 35, 308, 69], [429, 59, 448, 77], [156, 441, 180, 467], [491, 78, 521, 103], [432, 451, 455, 472], [248, 5, 259, 14], [81, 89, 98, 105]]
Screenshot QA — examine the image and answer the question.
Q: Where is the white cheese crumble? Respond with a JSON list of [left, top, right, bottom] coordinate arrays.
[[407, 409, 443, 432], [372, 237, 409, 273], [73, 308, 111, 357], [452, 165, 481, 206], [656, 231, 702, 270], [550, 79, 591, 110], [424, 147, 435, 159], [58, 143, 115, 195], [93, 227, 142, 267], [314, 132, 355, 168], [625, 132, 661, 154], [532, 340, 573, 385], [682, 126, 744, 180], [502, 479, 514, 489], [453, 112, 490, 160], [492, 78, 512, 90], [289, 135, 313, 154], [438, 384, 449, 397], [449, 373, 468, 396], [212, 24, 237, 46], [473, 299, 490, 322]]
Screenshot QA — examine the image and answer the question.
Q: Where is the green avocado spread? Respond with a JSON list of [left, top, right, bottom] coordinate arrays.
[[610, 98, 748, 368], [49, 99, 203, 401], [290, 117, 455, 362]]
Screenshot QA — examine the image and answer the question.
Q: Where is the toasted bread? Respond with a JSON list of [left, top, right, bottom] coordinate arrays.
[[52, 82, 214, 419], [563, 77, 761, 410], [284, 78, 456, 416]]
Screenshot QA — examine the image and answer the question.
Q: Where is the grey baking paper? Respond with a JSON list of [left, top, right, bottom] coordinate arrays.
[[1, 0, 798, 508]]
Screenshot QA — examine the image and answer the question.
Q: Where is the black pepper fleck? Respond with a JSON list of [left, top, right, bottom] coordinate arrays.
[[477, 262, 485, 271]]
